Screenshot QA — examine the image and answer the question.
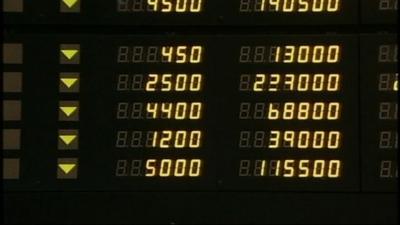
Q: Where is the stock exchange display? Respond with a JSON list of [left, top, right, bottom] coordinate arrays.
[[2, 0, 398, 224]]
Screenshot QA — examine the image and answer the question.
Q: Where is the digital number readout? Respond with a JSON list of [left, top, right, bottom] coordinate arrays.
[[117, 74, 203, 92], [117, 45, 203, 63], [239, 102, 341, 120], [239, 130, 341, 149], [239, 45, 340, 63], [238, 159, 342, 178], [115, 159, 202, 177], [239, 0, 341, 12], [239, 73, 341, 92], [116, 102, 203, 119], [117, 0, 204, 13]]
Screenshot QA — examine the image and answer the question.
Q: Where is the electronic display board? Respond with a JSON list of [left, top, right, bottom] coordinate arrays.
[[3, 34, 396, 192], [2, 1, 398, 223]]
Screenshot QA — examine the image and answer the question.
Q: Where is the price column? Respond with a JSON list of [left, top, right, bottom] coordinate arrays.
[[219, 35, 359, 191], [109, 38, 210, 190]]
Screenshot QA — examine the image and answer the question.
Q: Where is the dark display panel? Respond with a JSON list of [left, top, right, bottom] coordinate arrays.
[[4, 34, 397, 192]]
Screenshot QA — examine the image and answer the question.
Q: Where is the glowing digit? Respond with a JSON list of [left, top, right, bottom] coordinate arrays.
[[176, 74, 187, 91], [191, 74, 202, 91], [190, 102, 202, 119], [146, 103, 158, 119], [162, 47, 173, 62], [190, 0, 202, 12], [283, 131, 295, 147], [313, 0, 324, 12], [190, 46, 202, 63], [298, 74, 309, 91], [254, 74, 266, 91], [160, 130, 172, 148], [313, 131, 325, 149], [284, 45, 295, 63], [269, 0, 280, 11], [174, 131, 186, 148], [147, 0, 158, 11], [327, 0, 340, 12], [312, 46, 324, 63], [161, 103, 173, 119], [327, 102, 340, 120], [328, 131, 341, 149], [313, 74, 324, 91], [175, 159, 186, 177], [313, 102, 324, 120], [298, 46, 310, 63], [328, 160, 341, 178], [268, 103, 280, 120], [161, 0, 172, 12], [190, 131, 202, 148], [269, 74, 280, 91], [189, 159, 201, 177], [160, 159, 172, 177], [327, 45, 340, 63], [299, 160, 310, 177], [161, 74, 172, 91], [175, 102, 187, 119], [146, 74, 158, 91], [283, 160, 295, 177], [145, 159, 156, 177], [176, 46, 187, 63], [313, 160, 325, 177], [283, 102, 295, 120], [298, 131, 310, 149], [298, 0, 309, 12], [298, 102, 309, 120], [269, 131, 280, 148]]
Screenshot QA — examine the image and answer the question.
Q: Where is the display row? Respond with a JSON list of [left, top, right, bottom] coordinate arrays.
[[3, 0, 397, 25]]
